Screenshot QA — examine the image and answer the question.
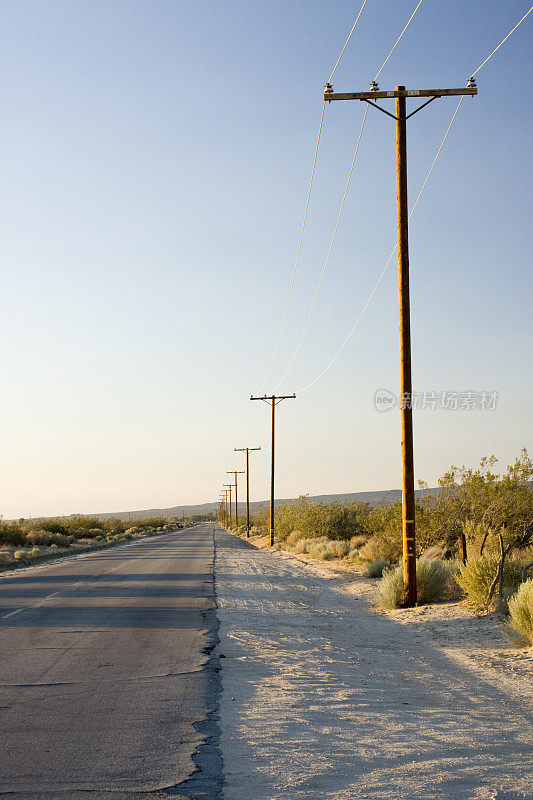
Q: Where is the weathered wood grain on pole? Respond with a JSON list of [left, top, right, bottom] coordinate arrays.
[[396, 86, 417, 608]]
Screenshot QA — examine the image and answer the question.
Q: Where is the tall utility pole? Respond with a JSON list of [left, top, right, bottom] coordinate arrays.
[[234, 447, 262, 537], [324, 81, 477, 606], [223, 484, 233, 529], [250, 394, 296, 546], [226, 470, 244, 531]]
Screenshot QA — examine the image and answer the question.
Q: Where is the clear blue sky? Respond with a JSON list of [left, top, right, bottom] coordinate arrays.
[[1, 0, 531, 518]]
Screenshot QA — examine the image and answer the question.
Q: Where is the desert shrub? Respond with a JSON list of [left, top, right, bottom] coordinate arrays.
[[456, 555, 523, 609], [365, 557, 391, 578], [39, 519, 68, 535], [286, 530, 305, 547], [14, 549, 28, 561], [308, 541, 332, 560], [29, 546, 41, 558], [0, 550, 14, 566], [359, 535, 401, 564], [349, 535, 367, 550], [508, 579, 533, 645], [26, 530, 54, 546], [348, 548, 362, 563], [378, 558, 452, 609], [326, 540, 350, 558], [0, 523, 27, 547]]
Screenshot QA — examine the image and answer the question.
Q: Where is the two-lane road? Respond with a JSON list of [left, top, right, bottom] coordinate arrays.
[[0, 525, 221, 799]]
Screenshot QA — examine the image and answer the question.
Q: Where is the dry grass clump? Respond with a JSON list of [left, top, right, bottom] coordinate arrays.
[[308, 541, 332, 560], [326, 540, 350, 558], [507, 579, 533, 646], [0, 550, 14, 566], [286, 530, 305, 547], [364, 557, 391, 578], [456, 555, 523, 610], [349, 535, 367, 550], [13, 550, 28, 561], [378, 558, 453, 609], [26, 530, 73, 548], [359, 534, 403, 565]]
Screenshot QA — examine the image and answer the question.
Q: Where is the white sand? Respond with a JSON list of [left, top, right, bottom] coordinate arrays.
[[215, 531, 532, 800]]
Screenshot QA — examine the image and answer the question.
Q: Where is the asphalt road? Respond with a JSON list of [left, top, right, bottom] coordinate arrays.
[[0, 525, 221, 800]]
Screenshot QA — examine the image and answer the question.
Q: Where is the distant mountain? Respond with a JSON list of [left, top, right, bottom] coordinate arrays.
[[58, 487, 438, 522]]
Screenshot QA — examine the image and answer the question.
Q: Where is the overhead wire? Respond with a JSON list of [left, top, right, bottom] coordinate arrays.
[[272, 105, 369, 392], [257, 101, 326, 392], [294, 5, 533, 394], [328, 0, 369, 84], [256, 1, 369, 393], [374, 0, 425, 81], [296, 96, 464, 394], [271, 0, 426, 391], [470, 5, 532, 77]]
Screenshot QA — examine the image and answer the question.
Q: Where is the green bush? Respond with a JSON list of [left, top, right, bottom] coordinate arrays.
[[0, 523, 27, 547], [378, 558, 452, 609], [508, 579, 533, 645], [456, 555, 523, 609], [365, 557, 391, 578]]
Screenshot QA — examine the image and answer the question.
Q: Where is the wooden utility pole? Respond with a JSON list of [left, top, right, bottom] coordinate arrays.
[[324, 81, 477, 606], [235, 447, 262, 537], [250, 394, 295, 546], [223, 484, 233, 529], [227, 470, 244, 531], [218, 494, 227, 527]]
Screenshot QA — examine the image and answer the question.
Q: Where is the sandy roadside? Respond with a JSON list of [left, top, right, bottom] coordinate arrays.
[[215, 530, 532, 800]]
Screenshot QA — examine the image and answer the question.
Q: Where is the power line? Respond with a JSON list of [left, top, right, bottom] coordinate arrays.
[[257, 101, 326, 392], [267, 2, 427, 390], [374, 0, 425, 81], [328, 0, 369, 83], [295, 4, 533, 395], [471, 5, 533, 77], [296, 95, 465, 394], [257, 0, 370, 392], [272, 105, 369, 392]]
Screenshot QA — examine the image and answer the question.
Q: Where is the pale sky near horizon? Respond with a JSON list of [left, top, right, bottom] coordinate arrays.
[[1, 0, 532, 519]]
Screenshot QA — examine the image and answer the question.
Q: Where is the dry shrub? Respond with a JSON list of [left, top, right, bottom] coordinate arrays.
[[326, 540, 350, 558], [364, 557, 391, 578], [29, 546, 41, 558], [349, 535, 367, 550], [508, 579, 533, 646], [378, 558, 453, 609], [286, 530, 305, 547], [26, 530, 73, 548], [456, 555, 523, 609], [14, 550, 28, 561], [348, 549, 362, 563], [308, 541, 332, 560], [0, 550, 14, 566]]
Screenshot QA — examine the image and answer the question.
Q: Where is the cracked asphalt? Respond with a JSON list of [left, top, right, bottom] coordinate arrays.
[[0, 525, 221, 799]]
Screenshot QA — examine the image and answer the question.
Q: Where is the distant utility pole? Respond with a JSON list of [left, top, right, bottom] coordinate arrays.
[[324, 80, 477, 607], [223, 484, 233, 529], [218, 495, 226, 527], [221, 489, 229, 527], [226, 470, 245, 531], [234, 447, 262, 537], [250, 394, 296, 547]]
